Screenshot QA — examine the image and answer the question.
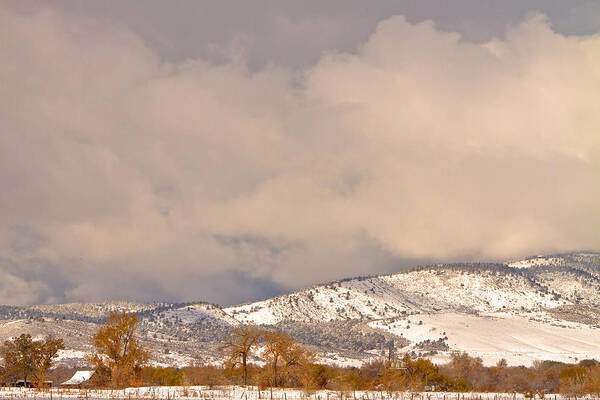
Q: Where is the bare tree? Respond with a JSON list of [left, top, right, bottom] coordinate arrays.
[[263, 331, 292, 387], [263, 330, 314, 387], [221, 325, 262, 385]]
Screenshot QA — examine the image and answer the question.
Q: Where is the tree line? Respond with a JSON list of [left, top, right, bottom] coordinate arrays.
[[2, 312, 600, 396], [0, 311, 148, 388], [185, 349, 600, 396], [204, 325, 600, 396]]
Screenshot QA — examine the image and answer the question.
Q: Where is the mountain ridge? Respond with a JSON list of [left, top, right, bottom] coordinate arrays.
[[1, 252, 599, 368]]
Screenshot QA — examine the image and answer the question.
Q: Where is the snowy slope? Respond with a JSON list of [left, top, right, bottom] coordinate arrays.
[[507, 256, 564, 269], [0, 252, 598, 368], [28, 301, 160, 319], [155, 303, 239, 325], [370, 312, 600, 364], [222, 253, 600, 366], [224, 267, 564, 325]]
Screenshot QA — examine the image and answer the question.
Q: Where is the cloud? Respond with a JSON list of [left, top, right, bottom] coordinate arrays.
[[0, 5, 599, 305]]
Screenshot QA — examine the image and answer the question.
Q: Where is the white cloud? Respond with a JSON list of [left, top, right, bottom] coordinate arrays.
[[0, 6, 598, 304]]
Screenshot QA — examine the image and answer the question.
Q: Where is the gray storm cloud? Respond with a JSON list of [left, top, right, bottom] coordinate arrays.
[[0, 5, 599, 305]]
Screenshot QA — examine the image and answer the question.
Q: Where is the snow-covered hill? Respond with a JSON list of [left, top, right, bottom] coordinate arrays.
[[224, 253, 600, 325], [224, 267, 563, 324], [150, 303, 239, 326], [221, 253, 600, 365], [0, 252, 598, 368]]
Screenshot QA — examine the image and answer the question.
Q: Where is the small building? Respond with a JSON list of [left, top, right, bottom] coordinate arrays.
[[60, 370, 94, 388]]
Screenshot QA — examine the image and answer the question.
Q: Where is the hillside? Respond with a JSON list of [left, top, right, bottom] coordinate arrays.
[[0, 252, 599, 368]]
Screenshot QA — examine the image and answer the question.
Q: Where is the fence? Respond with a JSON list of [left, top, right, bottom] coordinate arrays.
[[0, 386, 592, 400]]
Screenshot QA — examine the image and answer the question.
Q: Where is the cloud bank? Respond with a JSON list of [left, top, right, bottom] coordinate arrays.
[[1, 5, 599, 304]]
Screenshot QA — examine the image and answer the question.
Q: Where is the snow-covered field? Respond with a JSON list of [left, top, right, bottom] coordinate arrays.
[[369, 312, 600, 366], [0, 386, 578, 400]]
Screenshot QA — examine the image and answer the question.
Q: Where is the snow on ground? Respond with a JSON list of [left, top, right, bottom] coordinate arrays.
[[55, 349, 89, 361], [226, 299, 281, 325], [222, 263, 600, 368], [1, 319, 24, 326], [149, 352, 196, 368], [30, 302, 158, 318], [223, 253, 600, 332], [225, 268, 567, 326], [370, 313, 600, 366], [159, 303, 239, 325], [2, 255, 597, 372], [379, 270, 563, 312], [0, 386, 581, 400], [0, 386, 586, 400], [507, 257, 562, 269], [316, 352, 368, 368]]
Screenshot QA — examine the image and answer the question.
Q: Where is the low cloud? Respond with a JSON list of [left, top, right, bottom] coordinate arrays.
[[1, 6, 599, 305]]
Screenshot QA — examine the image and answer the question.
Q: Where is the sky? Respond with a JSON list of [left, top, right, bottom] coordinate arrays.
[[1, 1, 599, 306]]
